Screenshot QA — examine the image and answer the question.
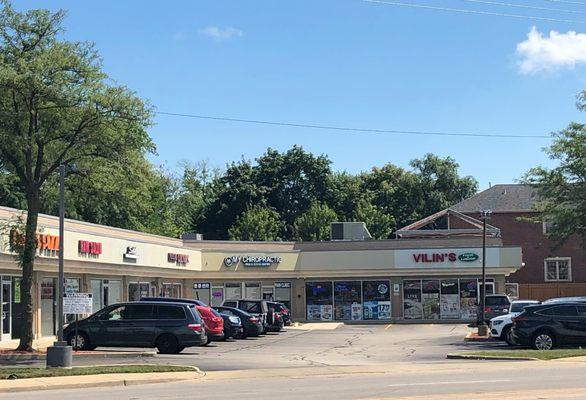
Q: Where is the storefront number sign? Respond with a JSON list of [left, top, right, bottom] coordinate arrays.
[[193, 283, 210, 290], [63, 293, 93, 315]]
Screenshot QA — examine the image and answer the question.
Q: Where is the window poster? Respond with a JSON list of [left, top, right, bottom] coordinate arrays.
[[351, 303, 362, 320], [320, 305, 333, 321], [422, 280, 440, 320], [307, 305, 322, 321], [334, 281, 361, 321], [403, 280, 423, 319], [459, 279, 478, 320], [362, 281, 391, 320], [440, 280, 460, 319]]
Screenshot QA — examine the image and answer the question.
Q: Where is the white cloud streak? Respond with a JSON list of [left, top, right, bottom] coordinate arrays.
[[198, 26, 243, 41], [516, 26, 586, 74]]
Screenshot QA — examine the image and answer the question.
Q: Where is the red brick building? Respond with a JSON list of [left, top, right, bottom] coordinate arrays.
[[450, 184, 585, 300]]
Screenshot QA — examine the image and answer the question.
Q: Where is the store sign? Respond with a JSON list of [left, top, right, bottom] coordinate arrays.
[[223, 255, 282, 267], [9, 230, 59, 255], [168, 253, 189, 265], [275, 282, 291, 288], [78, 240, 102, 255], [395, 248, 497, 268], [63, 293, 93, 315], [123, 246, 138, 260], [193, 283, 210, 290]]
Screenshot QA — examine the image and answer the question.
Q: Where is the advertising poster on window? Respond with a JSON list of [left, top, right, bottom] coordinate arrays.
[[403, 280, 423, 319], [351, 303, 362, 320], [422, 280, 440, 320], [440, 280, 460, 319], [362, 280, 391, 320], [306, 282, 333, 321], [320, 305, 333, 321], [307, 305, 322, 321], [459, 279, 478, 320]]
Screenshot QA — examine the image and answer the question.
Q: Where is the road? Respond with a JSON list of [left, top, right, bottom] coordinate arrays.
[[4, 323, 584, 399]]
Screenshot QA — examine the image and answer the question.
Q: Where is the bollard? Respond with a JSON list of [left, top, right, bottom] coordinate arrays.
[[46, 341, 72, 368]]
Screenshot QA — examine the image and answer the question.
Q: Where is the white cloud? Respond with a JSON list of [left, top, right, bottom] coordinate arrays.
[[516, 26, 586, 74], [198, 26, 243, 41]]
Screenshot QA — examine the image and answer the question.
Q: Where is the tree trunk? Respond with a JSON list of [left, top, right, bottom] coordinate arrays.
[[16, 191, 40, 352]]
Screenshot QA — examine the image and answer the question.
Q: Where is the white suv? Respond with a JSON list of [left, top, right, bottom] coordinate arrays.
[[490, 300, 539, 345]]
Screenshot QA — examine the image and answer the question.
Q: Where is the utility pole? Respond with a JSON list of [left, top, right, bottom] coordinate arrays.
[[46, 165, 72, 368], [477, 209, 491, 336]]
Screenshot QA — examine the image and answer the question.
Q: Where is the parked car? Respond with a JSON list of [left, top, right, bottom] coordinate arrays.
[[490, 300, 539, 345], [214, 308, 243, 340], [542, 297, 586, 304], [266, 301, 285, 332], [140, 297, 224, 344], [214, 306, 263, 338], [221, 299, 270, 333], [64, 301, 207, 353], [512, 302, 586, 350], [268, 301, 291, 326], [482, 294, 511, 322]]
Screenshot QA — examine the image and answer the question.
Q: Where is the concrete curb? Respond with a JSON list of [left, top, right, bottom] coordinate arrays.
[[447, 353, 538, 361], [0, 351, 156, 362], [464, 332, 494, 343], [0, 367, 203, 393]]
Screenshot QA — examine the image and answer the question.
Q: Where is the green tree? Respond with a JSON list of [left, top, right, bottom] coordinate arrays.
[[0, 3, 152, 350], [294, 202, 337, 241], [353, 200, 395, 239], [228, 204, 283, 241], [524, 115, 586, 245]]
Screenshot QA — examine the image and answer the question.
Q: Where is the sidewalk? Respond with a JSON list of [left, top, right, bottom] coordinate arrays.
[[0, 337, 56, 352]]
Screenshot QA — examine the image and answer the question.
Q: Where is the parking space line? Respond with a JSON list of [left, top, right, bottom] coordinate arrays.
[[385, 324, 393, 331]]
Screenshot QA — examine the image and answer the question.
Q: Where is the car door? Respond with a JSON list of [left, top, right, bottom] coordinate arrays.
[[551, 305, 581, 343], [574, 305, 586, 343], [122, 304, 155, 346], [92, 304, 127, 346]]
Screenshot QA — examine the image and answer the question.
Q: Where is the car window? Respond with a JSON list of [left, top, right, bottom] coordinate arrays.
[[210, 309, 222, 317], [223, 301, 237, 308], [156, 305, 186, 320], [187, 305, 202, 322], [125, 304, 154, 319], [100, 305, 126, 321], [218, 309, 234, 317], [241, 301, 261, 313], [485, 297, 509, 306], [554, 305, 578, 316], [510, 302, 535, 313]]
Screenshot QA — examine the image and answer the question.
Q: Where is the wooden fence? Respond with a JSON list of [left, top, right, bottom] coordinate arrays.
[[519, 283, 586, 301]]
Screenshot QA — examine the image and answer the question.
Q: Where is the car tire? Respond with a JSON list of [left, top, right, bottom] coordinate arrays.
[[502, 326, 516, 346], [68, 331, 91, 351], [156, 334, 179, 354], [532, 331, 556, 350]]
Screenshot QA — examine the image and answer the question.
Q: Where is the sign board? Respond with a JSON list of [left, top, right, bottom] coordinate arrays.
[[193, 283, 210, 290], [394, 248, 499, 269], [63, 293, 93, 315], [224, 255, 282, 267]]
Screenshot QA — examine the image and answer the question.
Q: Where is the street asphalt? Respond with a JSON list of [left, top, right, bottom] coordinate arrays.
[[3, 323, 577, 399]]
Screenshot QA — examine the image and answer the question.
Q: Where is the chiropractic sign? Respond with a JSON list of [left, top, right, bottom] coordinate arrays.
[[224, 255, 282, 267]]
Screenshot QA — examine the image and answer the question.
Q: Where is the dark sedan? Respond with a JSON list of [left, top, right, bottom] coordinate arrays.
[[214, 306, 263, 338], [512, 302, 586, 350]]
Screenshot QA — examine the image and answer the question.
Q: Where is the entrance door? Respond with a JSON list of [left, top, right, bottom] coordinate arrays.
[[262, 287, 274, 301], [40, 278, 56, 337], [1, 279, 11, 341]]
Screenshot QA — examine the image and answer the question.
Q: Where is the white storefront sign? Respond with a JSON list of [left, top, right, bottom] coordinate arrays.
[[394, 248, 500, 268], [63, 293, 93, 315]]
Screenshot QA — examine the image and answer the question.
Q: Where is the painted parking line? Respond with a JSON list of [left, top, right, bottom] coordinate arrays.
[[385, 324, 393, 331], [387, 379, 511, 387]]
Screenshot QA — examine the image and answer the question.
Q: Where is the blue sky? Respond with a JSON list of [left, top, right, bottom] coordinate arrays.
[[18, 0, 586, 189]]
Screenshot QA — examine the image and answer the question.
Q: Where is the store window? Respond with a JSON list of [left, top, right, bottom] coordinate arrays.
[[305, 282, 333, 321], [362, 281, 391, 320], [274, 282, 291, 309], [162, 283, 181, 298], [459, 279, 478, 320], [545, 258, 572, 282], [211, 286, 224, 306], [505, 283, 519, 300], [403, 280, 422, 319], [244, 282, 261, 299], [225, 283, 242, 300], [440, 280, 460, 319], [91, 279, 122, 312], [333, 281, 362, 320], [193, 283, 211, 305], [40, 278, 56, 337], [421, 280, 440, 320], [128, 282, 151, 302]]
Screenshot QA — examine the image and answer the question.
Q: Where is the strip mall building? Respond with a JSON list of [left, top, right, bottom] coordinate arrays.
[[0, 205, 523, 342]]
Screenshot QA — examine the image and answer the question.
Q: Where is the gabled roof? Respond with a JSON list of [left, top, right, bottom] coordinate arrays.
[[396, 208, 500, 238], [451, 184, 538, 213]]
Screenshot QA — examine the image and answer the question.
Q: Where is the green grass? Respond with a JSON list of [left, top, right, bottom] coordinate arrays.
[[461, 349, 586, 360], [0, 364, 196, 380]]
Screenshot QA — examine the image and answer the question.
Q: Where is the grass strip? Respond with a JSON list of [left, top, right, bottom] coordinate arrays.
[[0, 364, 196, 379], [460, 349, 586, 361]]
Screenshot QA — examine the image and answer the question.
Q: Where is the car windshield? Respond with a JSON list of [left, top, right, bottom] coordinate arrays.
[[510, 302, 536, 313], [486, 297, 509, 306]]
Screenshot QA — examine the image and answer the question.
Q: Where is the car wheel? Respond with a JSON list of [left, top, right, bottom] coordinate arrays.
[[68, 332, 90, 350], [156, 334, 179, 354], [503, 326, 516, 346], [532, 331, 555, 350]]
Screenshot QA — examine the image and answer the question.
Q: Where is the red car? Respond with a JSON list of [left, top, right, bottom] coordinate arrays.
[[196, 304, 224, 344]]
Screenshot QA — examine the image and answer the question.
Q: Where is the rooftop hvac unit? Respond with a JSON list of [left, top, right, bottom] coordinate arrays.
[[181, 232, 204, 241], [330, 222, 372, 241]]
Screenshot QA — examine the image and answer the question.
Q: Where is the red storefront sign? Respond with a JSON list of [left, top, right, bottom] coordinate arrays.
[[78, 240, 102, 255], [412, 252, 457, 263], [168, 253, 189, 264], [9, 230, 59, 252]]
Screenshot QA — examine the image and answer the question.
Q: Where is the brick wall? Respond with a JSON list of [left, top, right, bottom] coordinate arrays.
[[451, 212, 585, 285]]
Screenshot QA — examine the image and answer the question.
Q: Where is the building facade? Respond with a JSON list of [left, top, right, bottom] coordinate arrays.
[[0, 205, 523, 342]]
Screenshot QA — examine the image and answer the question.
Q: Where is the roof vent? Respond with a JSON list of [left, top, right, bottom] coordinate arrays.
[[330, 222, 372, 241]]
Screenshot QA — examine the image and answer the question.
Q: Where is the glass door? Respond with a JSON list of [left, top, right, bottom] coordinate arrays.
[[1, 278, 11, 341]]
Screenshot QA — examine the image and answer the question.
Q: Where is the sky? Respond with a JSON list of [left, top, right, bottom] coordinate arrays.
[[17, 0, 586, 189]]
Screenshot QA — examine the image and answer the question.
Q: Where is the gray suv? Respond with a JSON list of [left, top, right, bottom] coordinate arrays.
[[482, 294, 511, 322], [221, 299, 269, 333], [63, 301, 207, 353]]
